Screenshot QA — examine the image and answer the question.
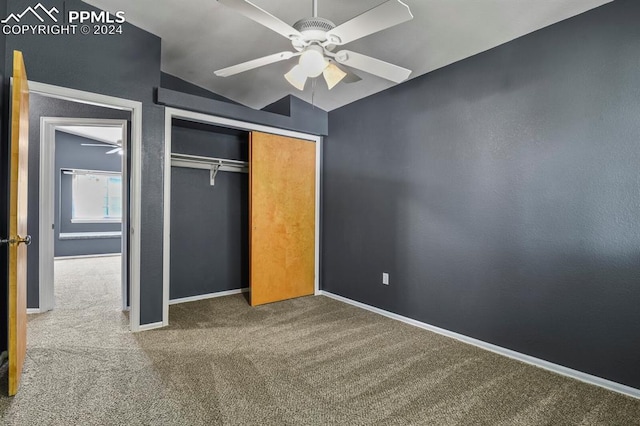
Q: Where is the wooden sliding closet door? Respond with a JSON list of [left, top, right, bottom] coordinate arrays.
[[249, 132, 315, 306]]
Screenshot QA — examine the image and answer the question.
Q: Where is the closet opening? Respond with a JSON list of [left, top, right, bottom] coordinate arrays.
[[168, 119, 250, 305], [162, 108, 322, 327]]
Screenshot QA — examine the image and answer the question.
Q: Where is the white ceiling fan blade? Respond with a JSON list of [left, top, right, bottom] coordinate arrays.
[[81, 143, 113, 147], [106, 147, 122, 155], [335, 50, 411, 83], [326, 0, 413, 46], [215, 51, 298, 77], [217, 0, 303, 40]]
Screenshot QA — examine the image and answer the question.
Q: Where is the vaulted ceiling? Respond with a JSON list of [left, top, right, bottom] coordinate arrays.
[[83, 0, 612, 111]]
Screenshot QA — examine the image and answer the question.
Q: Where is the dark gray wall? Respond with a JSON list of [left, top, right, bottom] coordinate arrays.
[[54, 131, 122, 257], [5, 0, 164, 324], [323, 0, 640, 390], [170, 121, 249, 299], [26, 94, 130, 308]]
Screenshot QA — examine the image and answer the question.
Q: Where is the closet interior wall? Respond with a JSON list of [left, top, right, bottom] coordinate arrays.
[[169, 119, 249, 301]]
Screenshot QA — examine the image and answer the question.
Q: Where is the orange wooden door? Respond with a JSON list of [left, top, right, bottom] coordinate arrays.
[[249, 132, 315, 306], [8, 51, 30, 396]]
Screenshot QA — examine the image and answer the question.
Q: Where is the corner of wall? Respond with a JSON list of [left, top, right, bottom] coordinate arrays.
[[261, 96, 291, 116], [262, 95, 328, 135]]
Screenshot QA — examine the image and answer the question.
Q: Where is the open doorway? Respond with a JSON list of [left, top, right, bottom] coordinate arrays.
[[40, 120, 128, 315], [24, 83, 143, 331]]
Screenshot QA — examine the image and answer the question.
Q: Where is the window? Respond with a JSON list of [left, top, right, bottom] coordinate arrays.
[[70, 171, 122, 223]]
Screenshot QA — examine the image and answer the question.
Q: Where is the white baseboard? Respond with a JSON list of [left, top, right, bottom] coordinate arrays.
[[137, 321, 164, 332], [320, 291, 640, 400], [27, 308, 41, 315], [55, 253, 121, 260], [169, 288, 249, 306]]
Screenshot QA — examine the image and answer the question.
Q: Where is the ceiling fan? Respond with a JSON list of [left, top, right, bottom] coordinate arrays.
[[214, 0, 414, 91], [81, 142, 123, 155]]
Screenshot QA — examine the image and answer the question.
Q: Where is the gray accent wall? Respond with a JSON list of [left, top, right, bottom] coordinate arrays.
[[54, 131, 122, 257], [170, 121, 249, 300], [323, 0, 640, 389]]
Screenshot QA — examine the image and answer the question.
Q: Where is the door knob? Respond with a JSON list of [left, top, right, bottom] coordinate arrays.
[[0, 235, 32, 246]]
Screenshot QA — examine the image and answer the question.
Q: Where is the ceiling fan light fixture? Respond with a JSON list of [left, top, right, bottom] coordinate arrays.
[[323, 62, 347, 90], [284, 65, 308, 90], [298, 46, 328, 78]]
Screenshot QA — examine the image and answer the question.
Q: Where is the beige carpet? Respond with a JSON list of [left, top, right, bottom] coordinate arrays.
[[0, 256, 639, 425]]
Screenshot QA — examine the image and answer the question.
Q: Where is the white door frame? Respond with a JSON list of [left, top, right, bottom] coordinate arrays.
[[162, 107, 322, 327], [39, 117, 128, 313], [29, 81, 143, 332]]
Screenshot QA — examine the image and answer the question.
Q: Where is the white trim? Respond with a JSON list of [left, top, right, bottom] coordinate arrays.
[[70, 219, 122, 224], [320, 291, 640, 400], [163, 107, 322, 328], [162, 109, 172, 327], [30, 81, 143, 332], [169, 288, 249, 305], [314, 137, 322, 297], [165, 108, 322, 141], [59, 232, 121, 240], [63, 168, 122, 177], [55, 253, 121, 260], [137, 321, 164, 332], [26, 308, 41, 315], [39, 117, 56, 313]]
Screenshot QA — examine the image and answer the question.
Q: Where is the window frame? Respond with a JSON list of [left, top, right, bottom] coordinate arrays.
[[63, 168, 123, 224]]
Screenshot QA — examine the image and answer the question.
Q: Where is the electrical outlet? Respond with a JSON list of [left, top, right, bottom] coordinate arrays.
[[382, 272, 390, 285]]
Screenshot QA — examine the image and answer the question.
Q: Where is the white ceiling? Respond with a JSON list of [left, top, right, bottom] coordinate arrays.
[[83, 0, 612, 111], [57, 126, 123, 145]]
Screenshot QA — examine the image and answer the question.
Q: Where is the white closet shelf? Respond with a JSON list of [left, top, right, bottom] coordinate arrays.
[[170, 153, 248, 186]]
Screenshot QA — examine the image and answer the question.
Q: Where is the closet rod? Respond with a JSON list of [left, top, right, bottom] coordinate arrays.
[[170, 153, 248, 186], [171, 153, 248, 172]]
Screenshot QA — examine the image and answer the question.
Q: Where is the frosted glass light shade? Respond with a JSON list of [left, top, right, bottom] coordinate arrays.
[[298, 48, 328, 78], [323, 63, 347, 90], [284, 65, 307, 91]]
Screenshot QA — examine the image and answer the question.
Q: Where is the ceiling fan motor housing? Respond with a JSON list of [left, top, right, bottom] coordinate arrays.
[[292, 17, 336, 48]]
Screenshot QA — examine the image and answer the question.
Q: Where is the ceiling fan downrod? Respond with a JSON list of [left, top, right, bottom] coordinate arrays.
[[312, 0, 318, 18]]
